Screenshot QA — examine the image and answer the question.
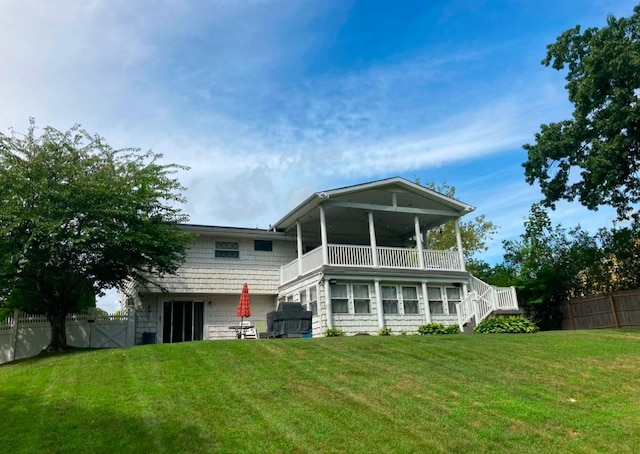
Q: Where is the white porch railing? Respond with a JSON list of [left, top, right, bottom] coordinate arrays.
[[457, 276, 519, 331], [281, 244, 464, 284]]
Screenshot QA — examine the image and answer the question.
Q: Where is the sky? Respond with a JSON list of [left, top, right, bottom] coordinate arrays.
[[1, 0, 637, 312]]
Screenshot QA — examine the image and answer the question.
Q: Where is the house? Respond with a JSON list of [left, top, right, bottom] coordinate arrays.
[[123, 177, 518, 343]]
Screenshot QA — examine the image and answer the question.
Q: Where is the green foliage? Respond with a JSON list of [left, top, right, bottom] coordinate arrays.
[[474, 316, 539, 334], [377, 327, 393, 336], [415, 179, 498, 260], [0, 119, 194, 349], [466, 259, 517, 287], [503, 205, 604, 330], [523, 6, 640, 223], [323, 328, 344, 337], [418, 323, 460, 335]]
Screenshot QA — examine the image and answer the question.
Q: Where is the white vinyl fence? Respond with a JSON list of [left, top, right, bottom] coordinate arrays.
[[0, 309, 136, 364]]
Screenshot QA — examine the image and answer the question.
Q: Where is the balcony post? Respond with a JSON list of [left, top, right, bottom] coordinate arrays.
[[374, 279, 384, 328], [296, 221, 303, 276], [414, 216, 425, 269], [454, 219, 466, 271], [421, 281, 431, 324], [320, 205, 329, 264], [324, 278, 333, 330], [368, 212, 379, 267]]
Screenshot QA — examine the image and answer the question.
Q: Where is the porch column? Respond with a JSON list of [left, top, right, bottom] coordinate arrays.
[[374, 279, 384, 328], [454, 219, 466, 271], [421, 282, 431, 324], [414, 216, 425, 269], [296, 221, 304, 276], [368, 212, 379, 267], [320, 205, 329, 264], [324, 278, 333, 329]]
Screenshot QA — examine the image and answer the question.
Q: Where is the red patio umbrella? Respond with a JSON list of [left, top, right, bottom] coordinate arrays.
[[236, 283, 251, 329]]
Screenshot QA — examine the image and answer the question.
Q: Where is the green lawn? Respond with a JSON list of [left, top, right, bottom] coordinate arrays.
[[2, 330, 639, 453]]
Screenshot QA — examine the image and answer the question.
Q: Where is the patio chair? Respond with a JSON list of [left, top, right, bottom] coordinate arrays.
[[240, 320, 257, 339]]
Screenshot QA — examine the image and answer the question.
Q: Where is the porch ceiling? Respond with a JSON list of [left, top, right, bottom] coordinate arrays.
[[274, 177, 475, 248]]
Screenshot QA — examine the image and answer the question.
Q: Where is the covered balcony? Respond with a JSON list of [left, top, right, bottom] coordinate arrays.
[[273, 178, 475, 285]]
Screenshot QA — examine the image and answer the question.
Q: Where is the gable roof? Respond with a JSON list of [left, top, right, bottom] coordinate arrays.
[[272, 177, 475, 247]]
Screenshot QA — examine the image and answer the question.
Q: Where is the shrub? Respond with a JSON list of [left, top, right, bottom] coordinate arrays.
[[418, 323, 460, 335], [378, 327, 393, 336], [474, 316, 539, 334], [324, 328, 344, 337]]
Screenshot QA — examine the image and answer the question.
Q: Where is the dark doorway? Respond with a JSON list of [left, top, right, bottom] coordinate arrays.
[[163, 301, 204, 343]]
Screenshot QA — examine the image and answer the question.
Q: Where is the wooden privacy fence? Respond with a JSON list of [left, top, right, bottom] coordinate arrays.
[[561, 289, 640, 330], [0, 309, 136, 364]]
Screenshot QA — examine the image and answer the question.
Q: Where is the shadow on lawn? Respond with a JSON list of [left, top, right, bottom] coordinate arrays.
[[0, 390, 210, 453]]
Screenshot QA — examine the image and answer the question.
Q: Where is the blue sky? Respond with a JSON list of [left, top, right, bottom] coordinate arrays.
[[1, 0, 637, 311]]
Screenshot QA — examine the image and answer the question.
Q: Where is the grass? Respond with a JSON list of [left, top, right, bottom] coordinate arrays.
[[2, 330, 640, 453]]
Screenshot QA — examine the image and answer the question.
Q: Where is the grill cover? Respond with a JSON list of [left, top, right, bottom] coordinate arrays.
[[267, 303, 313, 338]]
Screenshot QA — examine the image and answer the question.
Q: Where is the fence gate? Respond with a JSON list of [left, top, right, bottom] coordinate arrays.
[[90, 320, 130, 348]]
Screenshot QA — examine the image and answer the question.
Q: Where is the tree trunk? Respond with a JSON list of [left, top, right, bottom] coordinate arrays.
[[47, 312, 68, 351]]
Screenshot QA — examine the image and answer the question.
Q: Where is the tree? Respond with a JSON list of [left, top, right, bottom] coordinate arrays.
[[0, 120, 194, 351], [417, 180, 498, 261], [523, 6, 640, 222], [503, 205, 603, 329]]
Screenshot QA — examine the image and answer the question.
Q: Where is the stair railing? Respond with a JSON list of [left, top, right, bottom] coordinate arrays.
[[458, 276, 520, 331]]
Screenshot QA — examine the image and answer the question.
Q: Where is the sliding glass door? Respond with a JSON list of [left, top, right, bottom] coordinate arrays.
[[163, 301, 204, 343]]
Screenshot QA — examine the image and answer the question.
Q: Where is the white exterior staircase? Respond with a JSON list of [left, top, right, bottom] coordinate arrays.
[[457, 276, 520, 332]]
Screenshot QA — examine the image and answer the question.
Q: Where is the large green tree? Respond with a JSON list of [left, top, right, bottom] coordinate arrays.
[[0, 120, 194, 351], [523, 5, 640, 222], [503, 205, 603, 329], [417, 180, 498, 261]]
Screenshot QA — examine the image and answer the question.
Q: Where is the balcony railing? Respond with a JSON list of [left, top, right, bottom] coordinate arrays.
[[280, 244, 463, 284]]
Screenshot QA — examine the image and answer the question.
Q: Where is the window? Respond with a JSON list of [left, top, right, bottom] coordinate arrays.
[[300, 290, 307, 307], [353, 285, 370, 314], [215, 241, 239, 258], [309, 286, 318, 315], [427, 287, 444, 314], [402, 287, 419, 314], [331, 284, 348, 313], [382, 286, 398, 314], [254, 240, 273, 251], [446, 287, 461, 315]]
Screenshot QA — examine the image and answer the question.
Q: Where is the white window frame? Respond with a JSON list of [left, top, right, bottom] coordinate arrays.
[[401, 286, 420, 315], [381, 285, 399, 314], [352, 284, 371, 314], [330, 284, 349, 314], [308, 286, 318, 315], [382, 285, 420, 315], [427, 285, 461, 315], [330, 283, 372, 315]]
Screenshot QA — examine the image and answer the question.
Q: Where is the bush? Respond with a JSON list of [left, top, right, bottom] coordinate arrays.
[[418, 323, 460, 335], [474, 316, 539, 334], [378, 327, 393, 336], [324, 328, 344, 337]]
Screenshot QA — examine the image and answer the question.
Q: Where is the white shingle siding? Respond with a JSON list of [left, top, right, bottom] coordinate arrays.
[[206, 294, 276, 340], [153, 235, 297, 295]]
